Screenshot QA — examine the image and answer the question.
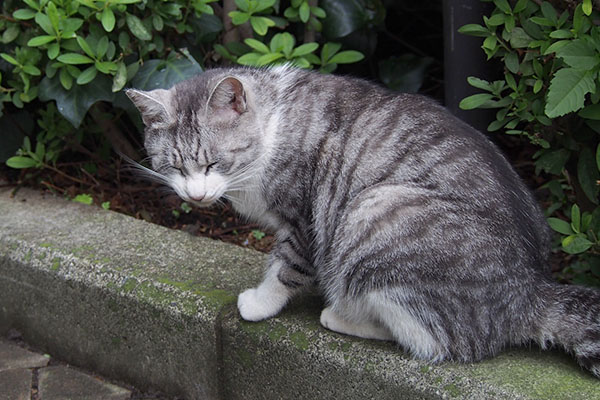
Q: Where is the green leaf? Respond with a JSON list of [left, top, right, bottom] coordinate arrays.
[[493, 0, 511, 14], [229, 11, 250, 25], [237, 52, 261, 66], [63, 18, 84, 33], [329, 50, 364, 64], [255, 0, 276, 12], [486, 13, 506, 27], [5, 156, 38, 169], [234, 0, 250, 11], [459, 93, 494, 110], [583, 0, 593, 15], [535, 148, 570, 175], [244, 38, 270, 54], [96, 36, 109, 59], [545, 68, 595, 118], [94, 60, 117, 74], [540, 1, 558, 24], [572, 204, 582, 233], [27, 35, 56, 46], [579, 104, 600, 120], [112, 61, 127, 92], [250, 16, 275, 35], [13, 9, 36, 20], [76, 36, 95, 58], [0, 53, 20, 66], [291, 42, 319, 57], [76, 66, 97, 85], [577, 148, 600, 204], [597, 143, 600, 173], [129, 55, 203, 91], [562, 235, 593, 254], [59, 67, 73, 90], [257, 52, 284, 66], [72, 193, 93, 205], [126, 13, 152, 41], [458, 24, 490, 38], [549, 29, 573, 39], [39, 75, 114, 127], [556, 39, 600, 69], [57, 53, 94, 64], [22, 65, 41, 76], [299, 1, 310, 23], [46, 2, 60, 33], [321, 0, 371, 39], [467, 77, 491, 91], [504, 52, 519, 74], [547, 217, 574, 235], [508, 27, 532, 48], [35, 13, 54, 35], [152, 15, 164, 31], [2, 25, 20, 44], [101, 7, 116, 32]]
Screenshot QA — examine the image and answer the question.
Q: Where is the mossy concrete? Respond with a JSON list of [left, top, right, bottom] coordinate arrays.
[[0, 188, 599, 399]]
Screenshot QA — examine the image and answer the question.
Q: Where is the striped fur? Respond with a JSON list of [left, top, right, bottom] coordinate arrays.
[[126, 66, 600, 377]]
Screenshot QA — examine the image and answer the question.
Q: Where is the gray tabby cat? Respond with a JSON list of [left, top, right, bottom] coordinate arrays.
[[126, 66, 600, 377]]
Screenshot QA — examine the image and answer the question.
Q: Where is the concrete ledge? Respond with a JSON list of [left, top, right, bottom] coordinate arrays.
[[0, 188, 598, 399]]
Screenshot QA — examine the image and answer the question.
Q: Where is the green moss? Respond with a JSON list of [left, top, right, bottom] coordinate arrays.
[[157, 277, 235, 309], [267, 324, 288, 342], [289, 331, 309, 351], [237, 348, 254, 368], [39, 242, 53, 248], [240, 320, 270, 337], [465, 350, 600, 400], [24, 250, 32, 262], [443, 383, 461, 398], [121, 278, 138, 292], [50, 258, 61, 271]]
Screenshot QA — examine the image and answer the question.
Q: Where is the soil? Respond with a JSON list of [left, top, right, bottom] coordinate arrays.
[[0, 159, 276, 254]]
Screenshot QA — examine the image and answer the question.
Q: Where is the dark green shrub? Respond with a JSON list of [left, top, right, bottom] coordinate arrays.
[[460, 0, 600, 286]]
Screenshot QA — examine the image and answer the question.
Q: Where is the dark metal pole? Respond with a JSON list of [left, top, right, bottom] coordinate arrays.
[[443, 0, 497, 132]]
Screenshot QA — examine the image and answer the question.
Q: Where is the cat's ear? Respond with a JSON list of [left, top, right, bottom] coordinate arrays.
[[126, 88, 174, 126], [206, 77, 247, 121]]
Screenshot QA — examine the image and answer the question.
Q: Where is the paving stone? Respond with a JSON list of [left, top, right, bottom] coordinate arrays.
[[0, 340, 49, 371], [0, 369, 32, 400], [38, 366, 131, 400]]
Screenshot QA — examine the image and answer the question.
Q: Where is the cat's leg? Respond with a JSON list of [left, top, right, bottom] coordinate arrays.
[[238, 236, 314, 321], [320, 306, 394, 341]]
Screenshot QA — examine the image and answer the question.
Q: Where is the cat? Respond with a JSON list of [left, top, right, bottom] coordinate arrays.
[[126, 65, 600, 377]]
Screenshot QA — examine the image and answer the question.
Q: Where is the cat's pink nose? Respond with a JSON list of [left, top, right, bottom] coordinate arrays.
[[188, 194, 205, 202]]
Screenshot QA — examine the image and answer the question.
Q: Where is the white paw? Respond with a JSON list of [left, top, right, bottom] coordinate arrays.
[[319, 306, 338, 331], [237, 288, 281, 321]]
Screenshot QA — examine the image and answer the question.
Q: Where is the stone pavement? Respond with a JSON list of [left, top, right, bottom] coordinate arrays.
[[0, 332, 172, 400]]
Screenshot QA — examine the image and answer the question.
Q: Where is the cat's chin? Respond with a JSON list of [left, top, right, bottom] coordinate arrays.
[[186, 198, 217, 208]]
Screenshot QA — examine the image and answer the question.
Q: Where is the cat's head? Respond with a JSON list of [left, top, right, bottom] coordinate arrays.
[[126, 72, 264, 207]]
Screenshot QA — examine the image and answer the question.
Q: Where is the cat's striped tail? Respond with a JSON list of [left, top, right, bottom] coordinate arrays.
[[537, 282, 600, 377]]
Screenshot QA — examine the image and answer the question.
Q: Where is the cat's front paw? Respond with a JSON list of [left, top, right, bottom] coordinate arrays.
[[237, 288, 282, 321]]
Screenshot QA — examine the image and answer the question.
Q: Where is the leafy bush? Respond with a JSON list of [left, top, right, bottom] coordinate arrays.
[[1, 0, 382, 175], [460, 0, 600, 286]]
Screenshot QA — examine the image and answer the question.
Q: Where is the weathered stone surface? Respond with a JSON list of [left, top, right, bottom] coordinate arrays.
[[38, 366, 131, 400], [0, 340, 49, 371], [0, 368, 32, 400], [1, 188, 600, 399], [0, 188, 264, 399]]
